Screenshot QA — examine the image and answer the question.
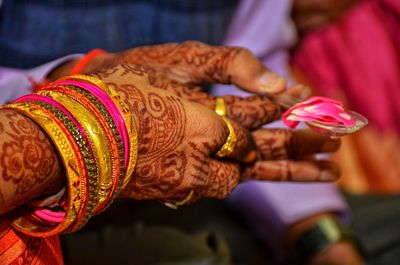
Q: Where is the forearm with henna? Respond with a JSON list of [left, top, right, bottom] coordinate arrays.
[[0, 110, 64, 214]]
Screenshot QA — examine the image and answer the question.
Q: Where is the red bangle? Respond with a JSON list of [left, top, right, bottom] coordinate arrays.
[[70, 49, 106, 75]]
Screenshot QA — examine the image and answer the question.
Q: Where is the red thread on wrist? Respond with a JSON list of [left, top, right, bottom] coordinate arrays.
[[70, 49, 106, 75], [28, 76, 50, 92]]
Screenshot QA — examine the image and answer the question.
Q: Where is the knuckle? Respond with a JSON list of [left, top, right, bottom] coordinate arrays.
[[235, 47, 253, 58], [233, 47, 258, 64]]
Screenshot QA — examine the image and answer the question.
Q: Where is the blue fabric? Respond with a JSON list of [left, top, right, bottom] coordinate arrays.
[[0, 0, 238, 68]]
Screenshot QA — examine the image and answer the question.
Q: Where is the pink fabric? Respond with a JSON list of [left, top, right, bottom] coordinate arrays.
[[292, 0, 400, 134], [216, 1, 350, 259]]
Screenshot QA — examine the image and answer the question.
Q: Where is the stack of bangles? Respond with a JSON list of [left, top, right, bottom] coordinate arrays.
[[0, 74, 138, 237]]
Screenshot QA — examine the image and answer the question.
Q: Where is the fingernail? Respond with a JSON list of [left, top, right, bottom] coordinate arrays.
[[320, 170, 338, 181], [259, 73, 286, 94]]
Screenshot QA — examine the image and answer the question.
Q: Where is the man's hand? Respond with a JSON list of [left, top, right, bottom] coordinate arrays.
[[285, 213, 365, 265], [311, 241, 365, 265]]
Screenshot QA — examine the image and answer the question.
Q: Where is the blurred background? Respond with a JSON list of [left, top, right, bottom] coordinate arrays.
[[1, 0, 400, 264]]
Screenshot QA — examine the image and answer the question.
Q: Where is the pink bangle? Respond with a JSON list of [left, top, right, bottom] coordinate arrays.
[[51, 80, 129, 169], [33, 208, 65, 224]]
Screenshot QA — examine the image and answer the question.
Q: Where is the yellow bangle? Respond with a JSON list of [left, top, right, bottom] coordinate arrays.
[[1, 102, 86, 236], [63, 75, 138, 191]]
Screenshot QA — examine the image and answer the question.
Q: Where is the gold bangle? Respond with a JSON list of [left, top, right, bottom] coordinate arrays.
[[63, 75, 138, 191], [215, 97, 227, 116], [38, 90, 113, 226], [1, 102, 86, 236], [39, 86, 125, 214], [51, 84, 126, 213], [163, 190, 195, 210], [30, 100, 98, 232]]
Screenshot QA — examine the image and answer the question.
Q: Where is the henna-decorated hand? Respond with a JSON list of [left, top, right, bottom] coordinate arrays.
[[96, 64, 340, 203], [106, 41, 290, 95], [0, 62, 338, 213], [50, 41, 310, 130], [0, 43, 338, 213], [51, 41, 288, 95]]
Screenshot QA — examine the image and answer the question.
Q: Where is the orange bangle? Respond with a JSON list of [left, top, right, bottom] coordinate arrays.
[[70, 49, 106, 75]]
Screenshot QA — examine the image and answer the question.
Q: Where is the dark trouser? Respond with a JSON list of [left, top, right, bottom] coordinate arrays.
[[61, 193, 400, 265], [344, 192, 400, 265], [61, 199, 271, 265]]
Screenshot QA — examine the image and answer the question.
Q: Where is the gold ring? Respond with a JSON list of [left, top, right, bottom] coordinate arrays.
[[164, 190, 195, 210], [214, 97, 237, 158], [215, 97, 227, 116], [215, 116, 237, 158]]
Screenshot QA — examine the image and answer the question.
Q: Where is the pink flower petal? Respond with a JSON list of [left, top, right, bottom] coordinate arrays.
[[282, 96, 356, 129]]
